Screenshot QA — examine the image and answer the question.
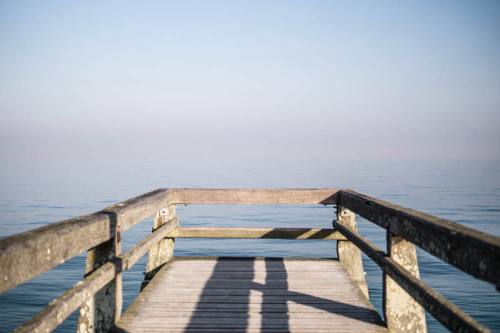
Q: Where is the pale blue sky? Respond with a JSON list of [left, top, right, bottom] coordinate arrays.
[[1, 1, 499, 161]]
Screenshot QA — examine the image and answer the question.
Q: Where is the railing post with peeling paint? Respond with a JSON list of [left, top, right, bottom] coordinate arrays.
[[336, 205, 369, 299], [77, 211, 122, 333], [383, 233, 427, 332], [1, 188, 498, 333], [142, 204, 176, 290]]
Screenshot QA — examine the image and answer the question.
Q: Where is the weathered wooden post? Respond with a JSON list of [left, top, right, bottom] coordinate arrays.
[[383, 233, 427, 332], [77, 212, 122, 333], [142, 204, 176, 290], [336, 206, 369, 299]]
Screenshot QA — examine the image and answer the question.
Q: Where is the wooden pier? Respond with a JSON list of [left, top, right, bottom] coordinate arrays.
[[113, 257, 387, 332], [1, 189, 499, 333]]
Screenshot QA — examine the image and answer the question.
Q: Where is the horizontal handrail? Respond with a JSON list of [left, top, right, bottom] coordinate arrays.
[[167, 227, 346, 240], [1, 188, 498, 333], [0, 189, 340, 294], [338, 190, 500, 287], [0, 188, 172, 294], [13, 218, 178, 333], [14, 261, 119, 333], [170, 188, 340, 204], [335, 220, 490, 333], [122, 218, 179, 270]]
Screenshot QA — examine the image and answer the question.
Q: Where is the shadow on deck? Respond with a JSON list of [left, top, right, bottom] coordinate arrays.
[[112, 257, 388, 332]]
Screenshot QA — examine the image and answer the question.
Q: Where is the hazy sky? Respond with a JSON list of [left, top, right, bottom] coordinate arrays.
[[1, 1, 499, 161]]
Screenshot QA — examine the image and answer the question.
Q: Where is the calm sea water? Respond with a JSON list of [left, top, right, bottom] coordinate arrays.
[[0, 159, 499, 332]]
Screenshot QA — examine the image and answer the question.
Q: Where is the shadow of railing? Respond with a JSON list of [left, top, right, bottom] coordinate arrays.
[[261, 258, 289, 332], [185, 258, 254, 331], [185, 257, 385, 332]]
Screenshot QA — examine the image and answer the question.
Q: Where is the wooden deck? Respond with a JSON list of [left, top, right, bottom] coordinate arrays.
[[4, 188, 497, 332], [112, 257, 388, 333]]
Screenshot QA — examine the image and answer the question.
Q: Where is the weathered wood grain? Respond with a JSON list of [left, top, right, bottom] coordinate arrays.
[[14, 261, 118, 333], [3, 187, 499, 333], [170, 189, 340, 205], [112, 257, 388, 333], [336, 206, 369, 299], [0, 212, 112, 294], [335, 220, 491, 333], [13, 218, 179, 333], [77, 232, 122, 333], [104, 188, 172, 232], [144, 205, 176, 285], [339, 190, 500, 287], [167, 227, 346, 240], [0, 188, 172, 293], [122, 218, 179, 270], [383, 233, 427, 332]]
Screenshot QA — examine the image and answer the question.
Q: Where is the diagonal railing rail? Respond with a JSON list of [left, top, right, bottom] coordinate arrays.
[[0, 188, 498, 333]]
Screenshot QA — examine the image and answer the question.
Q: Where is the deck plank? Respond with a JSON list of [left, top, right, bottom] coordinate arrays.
[[112, 257, 388, 333]]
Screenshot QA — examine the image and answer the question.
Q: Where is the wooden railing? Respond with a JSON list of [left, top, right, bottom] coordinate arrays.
[[0, 189, 498, 333], [334, 190, 500, 333]]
